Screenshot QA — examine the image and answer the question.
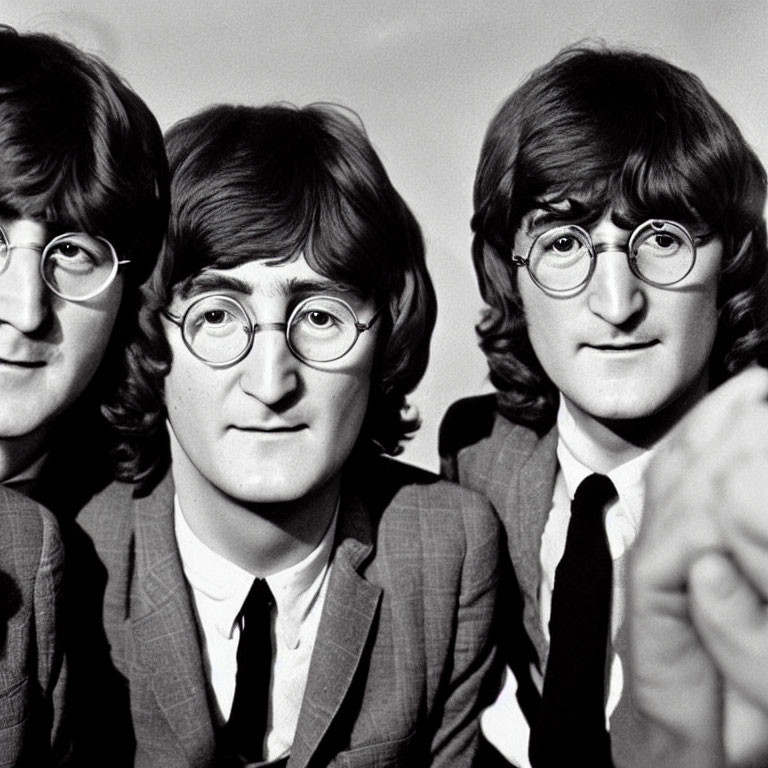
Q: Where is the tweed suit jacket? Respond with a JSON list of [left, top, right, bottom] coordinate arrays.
[[0, 485, 64, 768], [67, 454, 502, 768], [439, 395, 646, 768]]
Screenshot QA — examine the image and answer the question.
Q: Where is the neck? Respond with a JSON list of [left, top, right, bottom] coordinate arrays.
[[0, 429, 49, 483], [560, 375, 710, 474], [169, 439, 339, 577]]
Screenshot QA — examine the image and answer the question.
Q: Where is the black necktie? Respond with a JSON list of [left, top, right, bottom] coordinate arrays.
[[221, 578, 274, 765], [529, 473, 617, 768]]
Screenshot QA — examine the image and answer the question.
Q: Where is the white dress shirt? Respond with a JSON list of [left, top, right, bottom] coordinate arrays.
[[175, 497, 337, 762], [482, 399, 656, 767]]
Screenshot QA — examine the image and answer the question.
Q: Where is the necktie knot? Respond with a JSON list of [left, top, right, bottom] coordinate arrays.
[[572, 473, 618, 520], [238, 578, 274, 628]]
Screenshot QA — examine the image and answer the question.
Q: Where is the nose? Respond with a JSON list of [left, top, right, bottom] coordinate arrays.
[[0, 246, 51, 333], [238, 326, 300, 406], [586, 246, 646, 326]]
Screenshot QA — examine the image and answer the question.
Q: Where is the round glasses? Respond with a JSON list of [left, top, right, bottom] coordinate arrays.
[[164, 294, 381, 367], [511, 219, 713, 296], [0, 226, 128, 301]]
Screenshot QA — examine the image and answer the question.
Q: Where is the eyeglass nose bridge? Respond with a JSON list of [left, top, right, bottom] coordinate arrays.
[[592, 240, 631, 256], [250, 321, 288, 333]]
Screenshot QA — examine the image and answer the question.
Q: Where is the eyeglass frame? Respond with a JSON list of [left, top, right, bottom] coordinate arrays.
[[162, 293, 383, 367], [0, 225, 129, 302], [510, 218, 715, 297]]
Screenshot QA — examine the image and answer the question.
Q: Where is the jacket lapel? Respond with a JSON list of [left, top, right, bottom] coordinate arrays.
[[501, 425, 558, 664], [131, 473, 217, 766], [288, 489, 381, 768]]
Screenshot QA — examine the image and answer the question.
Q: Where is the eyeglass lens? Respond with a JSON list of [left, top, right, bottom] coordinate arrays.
[[41, 234, 118, 299], [527, 220, 695, 292], [181, 294, 364, 364], [0, 230, 118, 300]]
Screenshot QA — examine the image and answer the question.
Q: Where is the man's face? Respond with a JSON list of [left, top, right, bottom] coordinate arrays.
[[0, 217, 123, 448], [162, 254, 378, 505], [515, 210, 722, 430]]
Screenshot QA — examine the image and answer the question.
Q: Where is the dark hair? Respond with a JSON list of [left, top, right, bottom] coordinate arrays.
[[472, 42, 768, 429], [107, 102, 437, 482], [0, 28, 169, 431]]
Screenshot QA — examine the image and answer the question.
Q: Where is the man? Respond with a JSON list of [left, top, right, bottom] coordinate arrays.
[[630, 366, 768, 768], [439, 44, 768, 767], [0, 27, 169, 514], [0, 27, 168, 764], [70, 103, 502, 767]]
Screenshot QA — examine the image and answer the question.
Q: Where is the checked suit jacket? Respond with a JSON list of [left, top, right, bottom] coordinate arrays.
[[0, 485, 64, 768], [439, 394, 647, 768], [64, 454, 503, 767]]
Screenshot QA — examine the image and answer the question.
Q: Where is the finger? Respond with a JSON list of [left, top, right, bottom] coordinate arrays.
[[690, 552, 768, 708], [724, 687, 768, 768], [680, 367, 768, 446], [628, 553, 724, 767], [647, 367, 768, 484], [637, 368, 768, 585]]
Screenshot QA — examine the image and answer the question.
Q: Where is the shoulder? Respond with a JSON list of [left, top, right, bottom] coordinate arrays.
[[0, 485, 63, 581], [76, 478, 137, 537], [440, 395, 548, 476], [439, 393, 500, 457], [75, 470, 172, 555], [350, 455, 502, 556]]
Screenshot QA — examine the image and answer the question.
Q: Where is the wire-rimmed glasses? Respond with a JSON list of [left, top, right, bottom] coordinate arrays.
[[511, 219, 714, 296], [163, 294, 381, 367], [0, 226, 128, 301]]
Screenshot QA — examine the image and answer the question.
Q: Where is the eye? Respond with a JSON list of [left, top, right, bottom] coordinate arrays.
[[185, 298, 246, 338], [291, 298, 354, 339], [305, 310, 336, 329], [636, 230, 686, 259], [552, 235, 578, 254], [202, 309, 229, 326], [46, 240, 96, 267], [652, 233, 679, 250]]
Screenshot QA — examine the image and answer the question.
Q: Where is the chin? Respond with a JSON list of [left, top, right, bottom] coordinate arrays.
[[224, 475, 319, 505]]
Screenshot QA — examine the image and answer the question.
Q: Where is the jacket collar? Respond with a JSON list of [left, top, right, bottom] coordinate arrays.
[[130, 470, 218, 766], [130, 470, 381, 768], [288, 484, 381, 768], [500, 424, 558, 663]]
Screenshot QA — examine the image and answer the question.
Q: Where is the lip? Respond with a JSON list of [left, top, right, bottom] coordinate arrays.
[[230, 424, 307, 433], [585, 340, 659, 352], [0, 356, 46, 368]]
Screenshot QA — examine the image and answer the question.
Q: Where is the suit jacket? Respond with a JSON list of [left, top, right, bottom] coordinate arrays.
[[0, 485, 64, 768], [67, 454, 503, 767], [439, 395, 645, 768]]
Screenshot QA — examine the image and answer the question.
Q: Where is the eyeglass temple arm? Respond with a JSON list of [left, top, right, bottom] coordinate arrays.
[[356, 304, 386, 332]]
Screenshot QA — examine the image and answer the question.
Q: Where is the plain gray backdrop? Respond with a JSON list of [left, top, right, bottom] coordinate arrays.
[[6, 0, 768, 470]]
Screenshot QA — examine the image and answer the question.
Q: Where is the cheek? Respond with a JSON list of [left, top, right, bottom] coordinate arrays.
[[60, 299, 122, 377], [316, 359, 374, 450], [164, 360, 213, 433], [520, 292, 571, 376]]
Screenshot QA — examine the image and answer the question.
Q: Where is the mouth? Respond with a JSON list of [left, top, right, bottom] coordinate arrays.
[[231, 424, 307, 434], [587, 340, 659, 352], [0, 356, 46, 368]]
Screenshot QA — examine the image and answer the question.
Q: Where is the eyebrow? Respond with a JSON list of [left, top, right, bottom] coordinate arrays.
[[180, 270, 357, 299]]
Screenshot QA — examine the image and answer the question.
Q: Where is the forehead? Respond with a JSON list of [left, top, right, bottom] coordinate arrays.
[[0, 216, 51, 242]]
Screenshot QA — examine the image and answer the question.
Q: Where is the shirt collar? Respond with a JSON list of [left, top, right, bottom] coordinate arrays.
[[175, 495, 337, 649], [555, 398, 658, 531], [4, 451, 49, 488]]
